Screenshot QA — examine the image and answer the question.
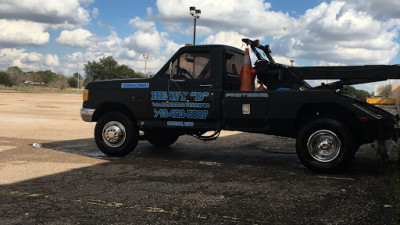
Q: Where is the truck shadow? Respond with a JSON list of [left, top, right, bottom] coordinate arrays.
[[40, 133, 300, 169], [38, 132, 394, 175]]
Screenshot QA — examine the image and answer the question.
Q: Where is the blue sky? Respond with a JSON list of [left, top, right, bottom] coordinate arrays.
[[1, 0, 400, 92]]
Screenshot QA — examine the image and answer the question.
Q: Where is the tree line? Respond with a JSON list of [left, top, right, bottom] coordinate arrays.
[[342, 85, 372, 100], [0, 56, 374, 101], [0, 56, 146, 89], [0, 66, 68, 88]]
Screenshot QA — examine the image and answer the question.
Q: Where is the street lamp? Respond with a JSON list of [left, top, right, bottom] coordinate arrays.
[[143, 54, 149, 75], [190, 6, 201, 45]]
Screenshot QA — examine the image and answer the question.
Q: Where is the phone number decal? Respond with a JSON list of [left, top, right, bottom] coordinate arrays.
[[154, 109, 208, 119]]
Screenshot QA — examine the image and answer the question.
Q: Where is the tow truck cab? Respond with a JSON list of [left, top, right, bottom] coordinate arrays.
[[82, 45, 245, 131]]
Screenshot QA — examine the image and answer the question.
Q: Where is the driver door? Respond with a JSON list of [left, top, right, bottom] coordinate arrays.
[[151, 49, 221, 128]]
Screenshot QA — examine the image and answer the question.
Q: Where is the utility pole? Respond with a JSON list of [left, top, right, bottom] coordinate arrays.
[[77, 63, 79, 93], [143, 54, 149, 75]]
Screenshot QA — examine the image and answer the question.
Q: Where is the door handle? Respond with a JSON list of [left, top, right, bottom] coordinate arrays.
[[171, 79, 185, 83]]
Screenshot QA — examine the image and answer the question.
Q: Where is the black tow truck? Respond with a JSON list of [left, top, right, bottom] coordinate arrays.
[[81, 39, 400, 172]]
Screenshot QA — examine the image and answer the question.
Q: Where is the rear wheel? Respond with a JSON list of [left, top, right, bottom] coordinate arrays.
[[95, 112, 138, 156], [146, 128, 179, 147], [296, 119, 356, 173]]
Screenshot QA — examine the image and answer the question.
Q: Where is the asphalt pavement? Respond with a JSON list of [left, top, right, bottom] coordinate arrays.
[[0, 92, 399, 224]]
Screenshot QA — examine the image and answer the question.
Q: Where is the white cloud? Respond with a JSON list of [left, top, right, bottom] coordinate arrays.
[[124, 32, 163, 54], [273, 55, 296, 66], [87, 31, 126, 56], [79, 0, 94, 7], [54, 25, 173, 75], [0, 0, 92, 48], [92, 8, 99, 19], [56, 28, 95, 48], [154, 0, 294, 37], [129, 16, 157, 33], [0, 19, 49, 47], [45, 54, 60, 67], [203, 31, 250, 49], [0, 48, 59, 71], [0, 0, 90, 25], [125, 17, 164, 54], [162, 40, 182, 57], [23, 52, 42, 63], [56, 21, 182, 76], [271, 1, 400, 65], [153, 0, 400, 66], [343, 0, 400, 20]]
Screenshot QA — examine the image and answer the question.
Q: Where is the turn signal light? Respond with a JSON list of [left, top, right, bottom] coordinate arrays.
[[360, 117, 368, 122], [83, 89, 89, 101]]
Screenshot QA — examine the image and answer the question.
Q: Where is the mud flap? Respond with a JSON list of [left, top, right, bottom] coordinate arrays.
[[396, 137, 400, 165], [376, 140, 389, 165]]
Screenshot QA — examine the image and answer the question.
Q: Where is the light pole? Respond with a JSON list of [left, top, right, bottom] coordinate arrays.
[[190, 6, 201, 45], [77, 63, 79, 93], [143, 54, 149, 75]]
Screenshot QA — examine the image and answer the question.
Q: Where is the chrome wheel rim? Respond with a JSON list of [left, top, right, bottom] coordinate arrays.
[[102, 121, 126, 148], [307, 129, 341, 162]]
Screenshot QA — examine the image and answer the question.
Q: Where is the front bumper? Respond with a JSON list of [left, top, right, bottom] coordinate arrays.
[[80, 108, 95, 122]]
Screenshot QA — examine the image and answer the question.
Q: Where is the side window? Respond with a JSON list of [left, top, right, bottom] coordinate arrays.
[[225, 51, 244, 90], [226, 51, 243, 77], [163, 52, 211, 80]]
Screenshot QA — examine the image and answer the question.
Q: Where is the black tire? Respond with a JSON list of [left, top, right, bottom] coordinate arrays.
[[94, 112, 138, 156], [146, 128, 179, 147], [296, 119, 356, 173]]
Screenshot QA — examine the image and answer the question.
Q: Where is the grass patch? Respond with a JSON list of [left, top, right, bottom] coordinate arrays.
[[0, 86, 83, 94]]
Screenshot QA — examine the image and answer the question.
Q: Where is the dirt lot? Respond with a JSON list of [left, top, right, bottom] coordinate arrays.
[[0, 92, 399, 224]]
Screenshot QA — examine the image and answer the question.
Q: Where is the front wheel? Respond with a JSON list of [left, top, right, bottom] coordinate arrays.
[[296, 119, 356, 173], [94, 112, 138, 156]]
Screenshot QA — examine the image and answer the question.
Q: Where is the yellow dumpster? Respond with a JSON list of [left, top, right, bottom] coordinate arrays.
[[366, 97, 396, 105]]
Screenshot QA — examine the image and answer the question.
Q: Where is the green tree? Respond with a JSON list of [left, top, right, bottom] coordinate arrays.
[[7, 66, 23, 85], [84, 56, 138, 81], [74, 72, 83, 80], [69, 72, 85, 88], [343, 85, 371, 101], [68, 76, 78, 88], [37, 70, 58, 84], [7, 66, 23, 75], [56, 73, 68, 90], [0, 71, 13, 87]]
